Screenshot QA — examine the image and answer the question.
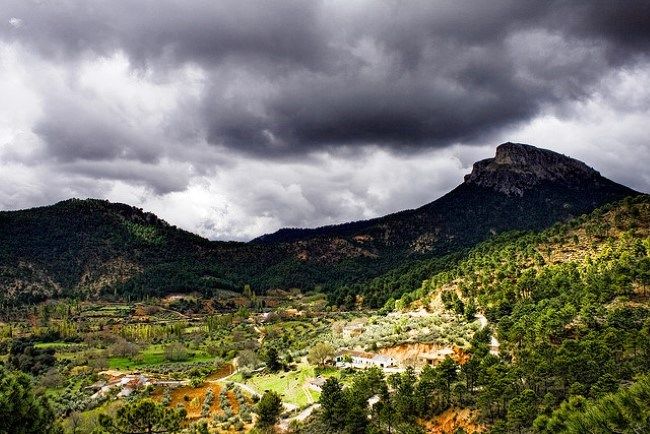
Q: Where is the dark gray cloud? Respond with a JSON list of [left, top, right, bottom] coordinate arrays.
[[1, 1, 650, 239], [33, 93, 159, 163], [554, 2, 650, 57], [3, 0, 650, 159], [2, 0, 329, 69]]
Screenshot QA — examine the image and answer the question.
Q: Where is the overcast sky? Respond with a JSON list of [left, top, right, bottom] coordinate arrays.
[[1, 1, 649, 240]]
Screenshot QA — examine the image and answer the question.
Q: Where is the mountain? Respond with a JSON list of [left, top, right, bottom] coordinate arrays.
[[0, 142, 642, 306], [251, 142, 637, 266], [464, 141, 605, 195], [257, 143, 634, 245]]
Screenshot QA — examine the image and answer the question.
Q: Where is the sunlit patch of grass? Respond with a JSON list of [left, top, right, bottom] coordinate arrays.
[[108, 344, 213, 369], [35, 341, 81, 349], [237, 363, 342, 407]]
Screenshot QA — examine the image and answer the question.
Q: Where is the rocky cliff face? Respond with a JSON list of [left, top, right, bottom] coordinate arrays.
[[464, 142, 600, 196]]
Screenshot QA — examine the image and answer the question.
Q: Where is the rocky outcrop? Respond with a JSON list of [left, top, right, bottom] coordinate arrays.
[[464, 142, 600, 196]]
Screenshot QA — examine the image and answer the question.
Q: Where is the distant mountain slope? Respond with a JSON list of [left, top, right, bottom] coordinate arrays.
[[0, 142, 642, 305]]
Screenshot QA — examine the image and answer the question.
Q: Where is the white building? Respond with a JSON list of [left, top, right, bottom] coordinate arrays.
[[335, 351, 397, 368]]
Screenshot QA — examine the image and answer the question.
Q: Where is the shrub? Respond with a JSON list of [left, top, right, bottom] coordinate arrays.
[[256, 391, 283, 428], [241, 409, 252, 423], [109, 339, 140, 358], [204, 388, 214, 405], [237, 349, 258, 369], [164, 342, 189, 362], [162, 389, 172, 406], [8, 339, 56, 375]]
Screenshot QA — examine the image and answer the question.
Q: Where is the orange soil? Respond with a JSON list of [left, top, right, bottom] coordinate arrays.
[[152, 384, 223, 419], [152, 381, 246, 421], [421, 408, 486, 434], [207, 363, 235, 380], [227, 390, 240, 413], [453, 347, 470, 365], [380, 343, 470, 365]]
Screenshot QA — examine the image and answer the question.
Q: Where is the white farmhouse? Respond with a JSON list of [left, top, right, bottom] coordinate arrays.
[[335, 351, 397, 368]]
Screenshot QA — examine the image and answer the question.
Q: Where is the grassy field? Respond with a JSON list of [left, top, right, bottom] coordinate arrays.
[[233, 364, 341, 407], [35, 341, 89, 362], [35, 341, 81, 349], [78, 304, 132, 318], [108, 344, 213, 369]]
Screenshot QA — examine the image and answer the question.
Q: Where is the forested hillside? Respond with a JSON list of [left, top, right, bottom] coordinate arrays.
[[0, 143, 640, 306], [380, 195, 650, 432], [250, 144, 637, 297], [0, 199, 245, 305]]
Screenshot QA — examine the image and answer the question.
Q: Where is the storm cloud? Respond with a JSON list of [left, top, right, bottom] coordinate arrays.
[[1, 1, 649, 239]]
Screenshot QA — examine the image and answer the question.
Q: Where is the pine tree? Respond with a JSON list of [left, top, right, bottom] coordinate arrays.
[[256, 391, 283, 428], [98, 399, 186, 434]]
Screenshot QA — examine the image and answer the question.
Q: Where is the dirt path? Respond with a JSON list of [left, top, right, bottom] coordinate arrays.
[[476, 313, 499, 348], [204, 363, 262, 398], [230, 381, 260, 397], [210, 373, 260, 398], [254, 326, 264, 345], [302, 385, 314, 404], [279, 404, 321, 431]]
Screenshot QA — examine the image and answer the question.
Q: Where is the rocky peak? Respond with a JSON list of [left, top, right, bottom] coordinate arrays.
[[464, 142, 600, 196]]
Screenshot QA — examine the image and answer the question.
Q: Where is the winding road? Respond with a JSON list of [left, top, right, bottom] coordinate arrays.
[[210, 366, 261, 398], [278, 404, 321, 431], [476, 313, 500, 352]]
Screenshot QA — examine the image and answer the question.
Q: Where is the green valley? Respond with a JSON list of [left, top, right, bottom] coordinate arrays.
[[1, 145, 649, 433]]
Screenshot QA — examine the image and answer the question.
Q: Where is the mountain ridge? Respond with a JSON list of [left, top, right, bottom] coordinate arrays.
[[0, 142, 643, 306], [253, 142, 636, 245], [464, 142, 602, 196]]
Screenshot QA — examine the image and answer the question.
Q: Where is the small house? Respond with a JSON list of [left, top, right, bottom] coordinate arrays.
[[307, 376, 327, 392]]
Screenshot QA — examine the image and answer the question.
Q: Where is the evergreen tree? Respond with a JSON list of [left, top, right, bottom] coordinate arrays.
[[98, 399, 186, 434], [0, 368, 58, 434], [256, 391, 283, 428], [262, 346, 282, 372], [437, 357, 458, 407], [319, 378, 348, 430]]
